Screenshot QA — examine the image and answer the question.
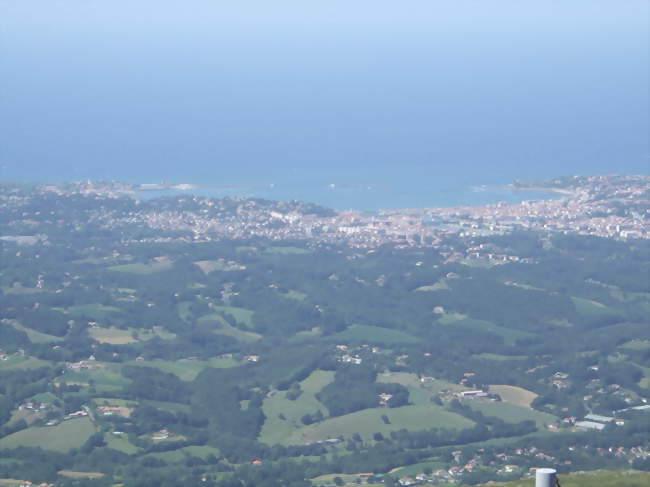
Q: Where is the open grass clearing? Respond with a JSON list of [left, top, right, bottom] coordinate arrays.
[[440, 317, 532, 345], [58, 471, 105, 479], [282, 290, 307, 301], [6, 320, 63, 343], [143, 399, 192, 414], [107, 257, 173, 274], [67, 303, 123, 320], [466, 399, 556, 428], [489, 385, 538, 407], [105, 432, 140, 454], [265, 246, 311, 255], [88, 327, 137, 345], [0, 355, 51, 371], [194, 260, 230, 273], [389, 459, 447, 477], [210, 306, 254, 326], [0, 417, 95, 452], [571, 297, 616, 315], [378, 372, 467, 396], [620, 339, 650, 351], [475, 353, 527, 361], [143, 445, 221, 463], [199, 314, 262, 342], [330, 324, 419, 345], [89, 326, 175, 344], [259, 370, 334, 445], [284, 405, 473, 445], [124, 356, 240, 381]]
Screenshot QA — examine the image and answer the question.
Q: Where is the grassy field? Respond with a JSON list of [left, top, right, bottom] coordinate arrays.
[[620, 339, 650, 351], [105, 432, 140, 454], [466, 400, 556, 428], [478, 470, 650, 487], [0, 355, 51, 371], [378, 372, 468, 396], [124, 356, 240, 381], [284, 405, 474, 445], [142, 399, 192, 414], [259, 370, 335, 445], [88, 327, 137, 344], [194, 260, 230, 273], [107, 258, 173, 274], [67, 303, 123, 320], [89, 326, 176, 345], [475, 353, 527, 361], [330, 324, 419, 344], [441, 317, 532, 345], [7, 320, 63, 343], [265, 246, 311, 255], [58, 471, 105, 479], [199, 313, 262, 342], [142, 445, 221, 463], [210, 306, 254, 326], [0, 417, 95, 452], [59, 365, 130, 390], [571, 297, 615, 315], [489, 385, 538, 407], [389, 459, 447, 477], [282, 290, 307, 301]]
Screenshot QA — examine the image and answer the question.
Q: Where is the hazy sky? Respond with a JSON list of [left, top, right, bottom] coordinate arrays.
[[1, 1, 648, 184]]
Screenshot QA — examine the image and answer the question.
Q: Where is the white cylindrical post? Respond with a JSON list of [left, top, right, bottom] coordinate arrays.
[[535, 468, 557, 487]]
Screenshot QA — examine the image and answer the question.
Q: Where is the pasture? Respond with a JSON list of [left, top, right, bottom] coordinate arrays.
[[284, 405, 473, 445], [330, 324, 419, 344], [7, 320, 62, 343], [265, 246, 311, 255], [142, 445, 221, 463], [67, 303, 122, 320], [199, 313, 262, 342], [442, 317, 532, 345], [489, 385, 538, 407], [211, 306, 254, 326], [572, 297, 615, 315], [107, 258, 173, 274], [58, 471, 105, 479], [105, 432, 140, 454], [466, 400, 556, 428], [124, 356, 240, 381], [0, 417, 95, 452], [89, 326, 176, 344], [0, 355, 51, 371], [259, 370, 334, 445]]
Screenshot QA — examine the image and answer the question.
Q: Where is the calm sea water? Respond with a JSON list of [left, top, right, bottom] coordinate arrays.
[[1, 2, 648, 210]]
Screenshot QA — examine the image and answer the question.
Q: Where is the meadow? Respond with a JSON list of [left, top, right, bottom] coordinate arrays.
[[329, 324, 419, 345], [259, 370, 335, 445], [0, 417, 95, 452], [284, 405, 474, 445]]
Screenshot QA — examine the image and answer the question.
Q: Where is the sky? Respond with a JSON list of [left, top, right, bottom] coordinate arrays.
[[1, 1, 648, 189]]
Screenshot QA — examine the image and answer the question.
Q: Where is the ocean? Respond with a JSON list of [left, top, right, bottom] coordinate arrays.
[[1, 1, 648, 210]]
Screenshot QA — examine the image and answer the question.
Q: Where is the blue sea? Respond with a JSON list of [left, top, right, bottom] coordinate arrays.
[[1, 1, 648, 210]]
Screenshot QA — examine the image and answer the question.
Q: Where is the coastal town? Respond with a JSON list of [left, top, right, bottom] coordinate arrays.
[[1, 175, 648, 254]]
